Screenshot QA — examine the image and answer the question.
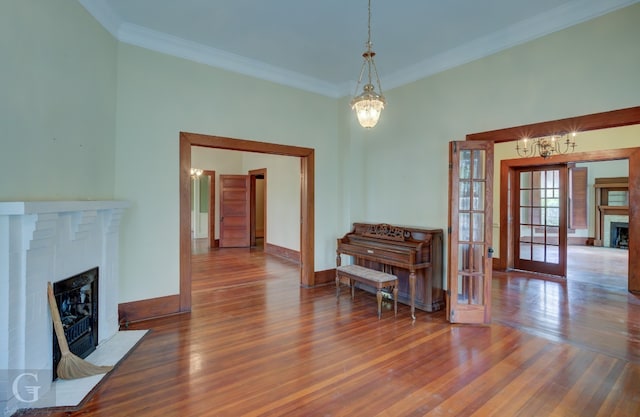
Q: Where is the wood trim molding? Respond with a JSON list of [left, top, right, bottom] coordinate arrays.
[[470, 106, 640, 292], [203, 169, 216, 249], [118, 294, 181, 324], [467, 106, 640, 143], [314, 268, 337, 286], [265, 243, 300, 264], [179, 132, 316, 313]]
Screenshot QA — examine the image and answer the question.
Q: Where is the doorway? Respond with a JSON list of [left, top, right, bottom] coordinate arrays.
[[179, 132, 315, 313], [466, 106, 640, 292], [249, 168, 266, 248]]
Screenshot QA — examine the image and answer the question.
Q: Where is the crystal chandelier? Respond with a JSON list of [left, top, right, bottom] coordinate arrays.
[[351, 0, 386, 128], [515, 132, 577, 158]]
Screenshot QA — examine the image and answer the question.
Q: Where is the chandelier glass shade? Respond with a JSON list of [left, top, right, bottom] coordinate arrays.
[[351, 0, 385, 128], [515, 132, 577, 158]]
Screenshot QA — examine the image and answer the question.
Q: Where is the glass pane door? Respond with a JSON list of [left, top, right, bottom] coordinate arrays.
[[448, 141, 493, 324], [514, 166, 567, 276]]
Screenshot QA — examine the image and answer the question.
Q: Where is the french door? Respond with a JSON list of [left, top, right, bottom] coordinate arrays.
[[448, 141, 493, 324], [514, 165, 567, 276]]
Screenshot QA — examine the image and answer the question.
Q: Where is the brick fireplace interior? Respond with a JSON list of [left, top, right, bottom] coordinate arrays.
[[52, 267, 99, 380]]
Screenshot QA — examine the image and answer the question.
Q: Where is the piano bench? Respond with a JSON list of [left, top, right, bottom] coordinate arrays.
[[336, 264, 398, 319]]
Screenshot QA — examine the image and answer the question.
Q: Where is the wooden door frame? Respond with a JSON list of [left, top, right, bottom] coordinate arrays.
[[179, 132, 315, 312], [249, 168, 266, 247], [203, 170, 216, 248], [467, 105, 640, 293]]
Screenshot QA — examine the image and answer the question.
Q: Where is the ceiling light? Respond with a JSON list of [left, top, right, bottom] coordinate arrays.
[[190, 168, 203, 178], [515, 132, 577, 158], [351, 0, 386, 129]]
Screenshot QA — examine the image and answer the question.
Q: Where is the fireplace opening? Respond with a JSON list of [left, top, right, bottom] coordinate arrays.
[[609, 222, 629, 249], [52, 267, 99, 380]]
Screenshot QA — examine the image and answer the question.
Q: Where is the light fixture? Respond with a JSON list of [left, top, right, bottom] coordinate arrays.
[[515, 132, 577, 158], [351, 0, 385, 128], [190, 168, 203, 178]]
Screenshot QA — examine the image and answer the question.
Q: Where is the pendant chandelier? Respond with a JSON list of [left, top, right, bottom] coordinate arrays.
[[350, 0, 386, 128], [515, 132, 577, 158]]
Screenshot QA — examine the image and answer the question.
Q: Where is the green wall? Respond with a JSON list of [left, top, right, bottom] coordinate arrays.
[[0, 0, 117, 200], [114, 44, 340, 301]]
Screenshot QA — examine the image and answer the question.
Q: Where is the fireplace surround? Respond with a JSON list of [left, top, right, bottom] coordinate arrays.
[[0, 201, 128, 414]]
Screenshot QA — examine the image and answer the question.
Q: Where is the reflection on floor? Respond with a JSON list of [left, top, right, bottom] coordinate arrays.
[[567, 245, 628, 289], [494, 245, 638, 363]]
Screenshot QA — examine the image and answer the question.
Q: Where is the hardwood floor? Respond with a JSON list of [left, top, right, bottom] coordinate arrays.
[[19, 245, 640, 416]]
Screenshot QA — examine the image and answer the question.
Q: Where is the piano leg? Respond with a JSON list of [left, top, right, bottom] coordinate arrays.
[[393, 286, 398, 316], [409, 270, 416, 320]]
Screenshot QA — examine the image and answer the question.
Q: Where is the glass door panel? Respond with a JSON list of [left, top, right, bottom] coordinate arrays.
[[514, 165, 567, 276], [448, 141, 493, 324]]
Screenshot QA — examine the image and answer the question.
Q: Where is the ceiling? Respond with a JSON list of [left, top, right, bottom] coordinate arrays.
[[79, 0, 638, 97]]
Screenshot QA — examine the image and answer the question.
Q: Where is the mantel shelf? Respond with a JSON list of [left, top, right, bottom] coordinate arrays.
[[598, 205, 629, 210], [594, 183, 628, 189]]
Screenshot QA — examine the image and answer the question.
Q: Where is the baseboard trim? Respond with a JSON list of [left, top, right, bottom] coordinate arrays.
[[265, 243, 301, 264], [118, 294, 181, 324], [313, 268, 336, 286], [568, 236, 589, 245]]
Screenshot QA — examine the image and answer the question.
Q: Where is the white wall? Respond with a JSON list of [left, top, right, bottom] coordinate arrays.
[[191, 148, 300, 251], [578, 159, 629, 238], [242, 152, 300, 251]]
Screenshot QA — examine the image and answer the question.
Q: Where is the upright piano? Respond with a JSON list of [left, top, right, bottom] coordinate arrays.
[[336, 223, 444, 316]]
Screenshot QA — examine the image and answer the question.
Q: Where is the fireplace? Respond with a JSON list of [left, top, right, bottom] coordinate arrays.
[[610, 222, 629, 249], [52, 267, 99, 380], [0, 200, 128, 415]]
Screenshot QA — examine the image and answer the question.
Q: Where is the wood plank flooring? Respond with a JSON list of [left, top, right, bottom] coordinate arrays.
[[19, 244, 640, 416]]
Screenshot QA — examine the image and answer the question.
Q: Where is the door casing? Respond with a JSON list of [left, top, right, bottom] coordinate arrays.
[[179, 132, 315, 313]]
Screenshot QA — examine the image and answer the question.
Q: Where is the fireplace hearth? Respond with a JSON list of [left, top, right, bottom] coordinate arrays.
[[53, 267, 99, 380]]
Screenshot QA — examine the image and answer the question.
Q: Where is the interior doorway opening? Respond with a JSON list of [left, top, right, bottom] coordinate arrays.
[[466, 106, 640, 293], [249, 169, 266, 248], [179, 132, 315, 313]]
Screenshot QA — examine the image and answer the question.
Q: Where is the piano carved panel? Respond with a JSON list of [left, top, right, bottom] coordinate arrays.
[[337, 222, 444, 312]]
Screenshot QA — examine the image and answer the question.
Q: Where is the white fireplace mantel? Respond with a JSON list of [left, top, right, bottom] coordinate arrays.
[[0, 200, 129, 215], [0, 200, 129, 414]]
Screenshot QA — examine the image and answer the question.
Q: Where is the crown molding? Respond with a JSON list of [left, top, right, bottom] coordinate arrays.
[[79, 0, 639, 98], [78, 0, 121, 38], [117, 22, 342, 98]]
